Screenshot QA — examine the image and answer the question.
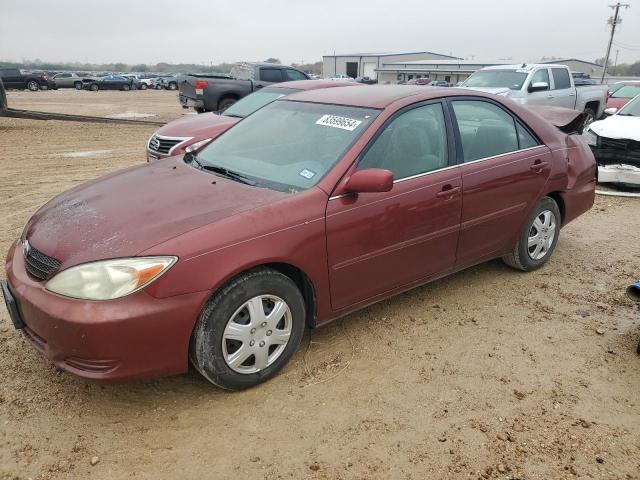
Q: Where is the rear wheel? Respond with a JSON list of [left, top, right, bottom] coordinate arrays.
[[74, 82, 83, 90], [122, 84, 131, 91], [27, 80, 39, 91], [190, 268, 306, 390], [89, 84, 99, 91], [502, 197, 561, 271], [218, 98, 236, 112]]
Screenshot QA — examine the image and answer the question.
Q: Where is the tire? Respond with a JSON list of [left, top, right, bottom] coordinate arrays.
[[218, 98, 236, 112], [156, 84, 163, 90], [168, 82, 177, 90], [27, 80, 39, 92], [140, 83, 147, 90], [122, 84, 130, 91], [582, 108, 596, 133], [195, 107, 206, 114], [89, 84, 99, 91], [502, 197, 561, 272], [190, 268, 306, 390], [74, 82, 83, 90]]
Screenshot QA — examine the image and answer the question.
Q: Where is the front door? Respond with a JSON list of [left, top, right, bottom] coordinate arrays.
[[326, 101, 462, 310], [448, 98, 553, 267]]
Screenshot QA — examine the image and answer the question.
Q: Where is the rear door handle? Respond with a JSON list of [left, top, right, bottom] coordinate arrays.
[[436, 185, 461, 199], [530, 160, 548, 172]]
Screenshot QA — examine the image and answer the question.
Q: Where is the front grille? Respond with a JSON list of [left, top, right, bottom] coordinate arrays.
[[24, 245, 61, 280], [147, 135, 187, 155], [596, 137, 640, 167]]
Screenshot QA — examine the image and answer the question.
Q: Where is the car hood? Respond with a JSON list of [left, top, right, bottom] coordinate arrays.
[[589, 115, 640, 141], [156, 113, 240, 139], [23, 159, 288, 268], [459, 86, 512, 96]]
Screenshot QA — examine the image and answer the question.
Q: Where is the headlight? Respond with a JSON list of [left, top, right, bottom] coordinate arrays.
[[185, 138, 213, 153], [46, 256, 177, 300], [583, 128, 598, 146]]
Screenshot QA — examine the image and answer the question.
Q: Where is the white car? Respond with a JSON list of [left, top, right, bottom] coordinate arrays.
[[584, 94, 640, 186]]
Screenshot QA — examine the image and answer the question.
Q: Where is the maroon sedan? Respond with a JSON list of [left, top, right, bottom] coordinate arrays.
[[146, 80, 361, 161], [2, 86, 596, 389], [606, 82, 640, 113]]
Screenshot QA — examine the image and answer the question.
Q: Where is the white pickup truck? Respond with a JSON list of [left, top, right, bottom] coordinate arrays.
[[461, 64, 608, 128]]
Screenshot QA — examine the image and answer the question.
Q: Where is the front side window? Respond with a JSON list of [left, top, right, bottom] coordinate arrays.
[[462, 70, 528, 91], [551, 68, 571, 90], [223, 87, 298, 118], [260, 68, 283, 83], [284, 69, 307, 81], [197, 101, 379, 192], [452, 100, 519, 162], [358, 103, 448, 180], [530, 69, 550, 90]]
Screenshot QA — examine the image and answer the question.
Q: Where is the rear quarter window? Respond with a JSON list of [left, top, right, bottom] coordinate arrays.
[[551, 68, 572, 90]]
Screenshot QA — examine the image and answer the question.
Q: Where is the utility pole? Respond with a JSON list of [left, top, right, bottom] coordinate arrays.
[[601, 2, 630, 83]]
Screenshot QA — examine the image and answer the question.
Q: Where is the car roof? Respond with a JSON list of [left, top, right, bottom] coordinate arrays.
[[284, 84, 449, 108], [272, 79, 362, 91]]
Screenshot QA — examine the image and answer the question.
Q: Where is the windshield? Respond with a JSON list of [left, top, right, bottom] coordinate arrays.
[[197, 100, 379, 192], [463, 70, 528, 90], [223, 87, 298, 118], [618, 95, 640, 116], [611, 85, 640, 99]]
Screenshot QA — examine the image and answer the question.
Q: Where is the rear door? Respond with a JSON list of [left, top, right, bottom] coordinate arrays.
[[549, 67, 575, 109], [326, 100, 462, 310], [256, 68, 284, 89], [448, 98, 553, 267], [1, 68, 23, 88]]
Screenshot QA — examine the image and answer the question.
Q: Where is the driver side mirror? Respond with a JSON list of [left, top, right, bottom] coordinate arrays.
[[344, 169, 394, 194], [604, 107, 618, 116], [528, 81, 549, 93]]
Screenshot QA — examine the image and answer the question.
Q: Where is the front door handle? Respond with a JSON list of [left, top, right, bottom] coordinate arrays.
[[436, 185, 461, 199], [530, 160, 548, 172]]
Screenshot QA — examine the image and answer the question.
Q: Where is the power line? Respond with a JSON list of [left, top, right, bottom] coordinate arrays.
[[601, 2, 631, 82]]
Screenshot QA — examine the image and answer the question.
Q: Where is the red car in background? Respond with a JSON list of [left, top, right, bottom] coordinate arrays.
[[146, 80, 361, 161], [606, 81, 640, 113], [3, 86, 596, 390]]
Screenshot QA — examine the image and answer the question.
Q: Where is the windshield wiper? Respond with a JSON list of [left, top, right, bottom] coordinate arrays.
[[617, 113, 636, 116], [201, 164, 256, 185]]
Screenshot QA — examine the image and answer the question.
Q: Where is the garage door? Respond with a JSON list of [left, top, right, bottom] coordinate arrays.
[[363, 62, 376, 79]]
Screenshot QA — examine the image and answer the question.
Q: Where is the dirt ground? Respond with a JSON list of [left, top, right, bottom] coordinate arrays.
[[0, 89, 639, 480]]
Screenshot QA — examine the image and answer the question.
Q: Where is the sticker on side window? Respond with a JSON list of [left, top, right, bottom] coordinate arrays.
[[299, 168, 316, 179], [316, 114, 362, 131]]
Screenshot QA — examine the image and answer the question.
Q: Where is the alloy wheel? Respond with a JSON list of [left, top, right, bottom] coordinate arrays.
[[222, 295, 292, 374], [527, 210, 556, 260]]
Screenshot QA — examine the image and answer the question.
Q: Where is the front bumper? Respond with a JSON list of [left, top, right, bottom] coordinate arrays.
[[598, 164, 640, 186], [4, 241, 209, 382]]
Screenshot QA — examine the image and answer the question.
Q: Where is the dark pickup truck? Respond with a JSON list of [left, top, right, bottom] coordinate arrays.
[[0, 68, 55, 91], [177, 62, 310, 112]]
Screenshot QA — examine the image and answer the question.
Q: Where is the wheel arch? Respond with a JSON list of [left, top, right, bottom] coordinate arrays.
[[217, 93, 240, 109], [584, 100, 600, 116], [545, 191, 565, 225]]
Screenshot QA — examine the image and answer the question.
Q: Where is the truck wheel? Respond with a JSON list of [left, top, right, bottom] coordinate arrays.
[[74, 82, 83, 90], [582, 108, 596, 133], [218, 98, 236, 112], [27, 80, 39, 91], [90, 84, 99, 91], [168, 82, 177, 90]]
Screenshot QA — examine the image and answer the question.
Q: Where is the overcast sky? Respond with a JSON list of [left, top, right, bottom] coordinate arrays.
[[1, 0, 639, 66]]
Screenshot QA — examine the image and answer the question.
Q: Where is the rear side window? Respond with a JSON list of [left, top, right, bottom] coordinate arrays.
[[516, 123, 539, 149], [551, 68, 571, 90], [260, 68, 283, 83], [358, 103, 449, 180], [284, 69, 307, 81], [452, 100, 519, 162]]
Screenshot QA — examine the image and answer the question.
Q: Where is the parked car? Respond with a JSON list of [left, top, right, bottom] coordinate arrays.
[[84, 75, 134, 91], [400, 78, 430, 85], [161, 76, 178, 91], [330, 74, 354, 81], [355, 76, 377, 85], [50, 72, 94, 90], [605, 82, 640, 113], [462, 64, 609, 129], [147, 80, 362, 161], [0, 68, 54, 91], [2, 86, 596, 389], [121, 74, 148, 90], [584, 93, 640, 186], [178, 63, 310, 112], [572, 72, 596, 86], [428, 80, 450, 87]]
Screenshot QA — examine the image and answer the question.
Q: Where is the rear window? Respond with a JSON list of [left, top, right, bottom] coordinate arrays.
[[223, 87, 298, 118], [611, 85, 640, 99], [551, 68, 572, 90]]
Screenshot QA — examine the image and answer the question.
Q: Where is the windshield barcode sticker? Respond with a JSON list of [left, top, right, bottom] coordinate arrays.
[[316, 115, 362, 131]]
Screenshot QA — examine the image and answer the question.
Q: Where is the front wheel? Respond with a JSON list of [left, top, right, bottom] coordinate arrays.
[[190, 268, 306, 390], [582, 108, 596, 133], [74, 82, 83, 90], [122, 84, 130, 91], [168, 82, 177, 90], [89, 84, 99, 91], [502, 197, 561, 271], [27, 80, 39, 91], [140, 83, 147, 90]]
